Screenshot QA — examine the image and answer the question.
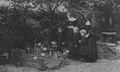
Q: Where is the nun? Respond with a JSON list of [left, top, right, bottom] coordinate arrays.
[[78, 20, 98, 62], [65, 13, 77, 57]]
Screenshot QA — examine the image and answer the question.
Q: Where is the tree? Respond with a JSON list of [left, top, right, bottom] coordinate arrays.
[[1, 0, 120, 52]]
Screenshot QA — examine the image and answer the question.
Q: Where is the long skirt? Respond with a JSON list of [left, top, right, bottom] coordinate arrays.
[[78, 35, 98, 62], [65, 28, 74, 51], [68, 34, 80, 59]]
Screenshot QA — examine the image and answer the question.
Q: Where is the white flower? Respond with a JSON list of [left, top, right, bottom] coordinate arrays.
[[79, 40, 82, 43], [43, 47, 47, 51], [38, 43, 41, 46], [33, 56, 37, 60], [41, 53, 45, 56], [65, 50, 69, 53], [51, 41, 56, 44]]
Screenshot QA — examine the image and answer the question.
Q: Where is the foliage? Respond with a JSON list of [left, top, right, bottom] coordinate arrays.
[[0, 64, 16, 72], [97, 41, 120, 59], [22, 43, 69, 71], [0, 0, 120, 53], [1, 0, 120, 70]]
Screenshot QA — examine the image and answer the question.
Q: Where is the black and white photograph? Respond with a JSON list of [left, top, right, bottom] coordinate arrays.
[[0, 0, 120, 72]]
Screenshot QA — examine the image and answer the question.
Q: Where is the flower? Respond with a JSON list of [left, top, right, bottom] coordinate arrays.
[[38, 43, 42, 46], [41, 53, 45, 56], [33, 56, 37, 60], [43, 47, 47, 51]]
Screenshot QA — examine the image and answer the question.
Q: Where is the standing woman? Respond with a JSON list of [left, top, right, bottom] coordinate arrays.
[[65, 13, 77, 57], [78, 20, 98, 62], [65, 21, 74, 54], [71, 26, 80, 59]]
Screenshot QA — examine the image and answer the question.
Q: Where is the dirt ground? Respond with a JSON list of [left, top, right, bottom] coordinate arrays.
[[51, 59, 120, 72], [2, 59, 120, 72]]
